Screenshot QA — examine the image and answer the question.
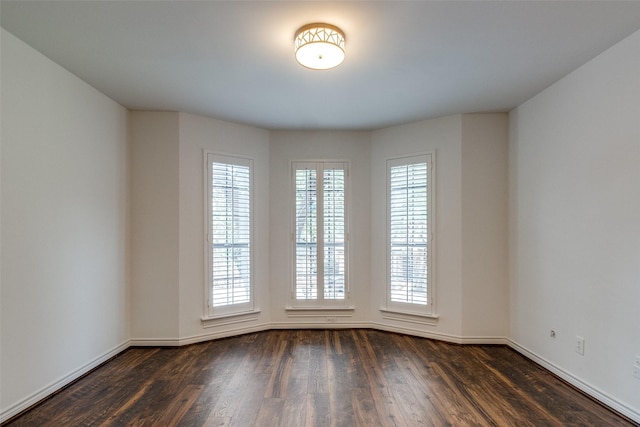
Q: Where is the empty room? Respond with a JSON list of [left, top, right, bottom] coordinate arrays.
[[1, 1, 639, 425]]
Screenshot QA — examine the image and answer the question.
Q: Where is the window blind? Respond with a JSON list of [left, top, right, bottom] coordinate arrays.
[[210, 161, 251, 307], [295, 168, 318, 300], [323, 168, 345, 300], [389, 161, 428, 305]]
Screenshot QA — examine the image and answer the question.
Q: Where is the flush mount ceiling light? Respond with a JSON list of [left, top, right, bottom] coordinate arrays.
[[294, 23, 345, 70]]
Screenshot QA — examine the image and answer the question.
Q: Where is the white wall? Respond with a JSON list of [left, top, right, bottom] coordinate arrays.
[[129, 112, 270, 344], [371, 115, 465, 340], [269, 131, 371, 325], [509, 29, 640, 420], [130, 111, 180, 341], [130, 116, 508, 341], [461, 114, 509, 338], [1, 29, 130, 420], [370, 114, 509, 342], [178, 113, 270, 341]]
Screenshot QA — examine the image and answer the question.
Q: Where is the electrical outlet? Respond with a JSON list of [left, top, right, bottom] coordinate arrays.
[[634, 365, 640, 380], [326, 317, 336, 323], [575, 336, 585, 356]]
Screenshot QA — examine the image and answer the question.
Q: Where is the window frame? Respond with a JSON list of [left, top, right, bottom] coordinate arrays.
[[385, 152, 435, 316], [290, 160, 350, 307], [204, 151, 255, 319]]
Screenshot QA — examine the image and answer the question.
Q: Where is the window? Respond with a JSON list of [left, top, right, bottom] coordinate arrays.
[[293, 161, 349, 305], [387, 154, 434, 314], [206, 153, 254, 317]]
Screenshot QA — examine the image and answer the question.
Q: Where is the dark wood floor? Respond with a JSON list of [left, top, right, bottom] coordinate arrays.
[[5, 329, 637, 426]]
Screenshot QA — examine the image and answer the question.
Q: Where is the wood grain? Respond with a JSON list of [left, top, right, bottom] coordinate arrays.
[[4, 330, 637, 427]]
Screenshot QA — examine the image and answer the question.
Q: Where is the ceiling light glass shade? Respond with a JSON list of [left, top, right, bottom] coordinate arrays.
[[294, 23, 345, 70]]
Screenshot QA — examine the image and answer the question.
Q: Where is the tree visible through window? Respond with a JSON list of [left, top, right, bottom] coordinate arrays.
[[294, 161, 348, 304]]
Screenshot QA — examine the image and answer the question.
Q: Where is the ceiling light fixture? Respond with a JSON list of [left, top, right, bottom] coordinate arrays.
[[294, 23, 345, 70]]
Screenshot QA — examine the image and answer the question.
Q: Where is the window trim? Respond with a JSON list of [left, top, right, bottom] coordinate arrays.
[[290, 160, 351, 308], [384, 152, 436, 317], [203, 151, 256, 319]]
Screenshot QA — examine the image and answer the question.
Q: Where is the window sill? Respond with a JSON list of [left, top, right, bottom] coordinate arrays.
[[379, 307, 439, 326], [201, 309, 261, 328], [285, 306, 355, 318]]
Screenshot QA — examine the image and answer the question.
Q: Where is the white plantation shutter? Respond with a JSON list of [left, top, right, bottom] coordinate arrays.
[[293, 161, 348, 304], [323, 168, 345, 300], [207, 154, 253, 315], [295, 167, 318, 300], [387, 154, 432, 312]]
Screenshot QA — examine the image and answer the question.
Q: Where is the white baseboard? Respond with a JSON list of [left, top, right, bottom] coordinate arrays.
[[269, 321, 373, 330], [0, 340, 130, 424], [459, 335, 510, 345], [371, 321, 509, 345], [177, 323, 272, 346], [130, 323, 272, 347], [138, 321, 374, 347], [129, 337, 182, 346], [508, 339, 640, 424], [130, 321, 465, 346], [371, 321, 463, 343]]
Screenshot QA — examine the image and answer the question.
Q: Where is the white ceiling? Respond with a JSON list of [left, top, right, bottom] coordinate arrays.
[[2, 1, 640, 130]]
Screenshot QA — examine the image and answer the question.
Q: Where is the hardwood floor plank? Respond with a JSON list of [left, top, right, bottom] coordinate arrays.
[[351, 330, 407, 426], [388, 383, 427, 426], [97, 381, 157, 426], [351, 387, 381, 427], [254, 398, 284, 426], [466, 348, 564, 426], [204, 351, 260, 421], [305, 393, 331, 427], [282, 333, 311, 426], [254, 331, 282, 374], [108, 380, 175, 425], [264, 339, 293, 398], [202, 416, 230, 427], [307, 334, 329, 395], [327, 352, 355, 426], [325, 330, 343, 355], [159, 384, 204, 426], [392, 356, 449, 426], [5, 330, 637, 427], [281, 388, 308, 427]]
